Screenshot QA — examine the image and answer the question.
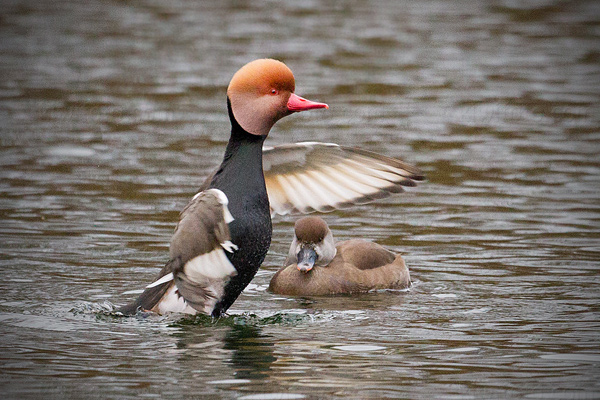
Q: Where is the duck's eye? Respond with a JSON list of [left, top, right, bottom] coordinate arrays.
[[270, 89, 278, 95]]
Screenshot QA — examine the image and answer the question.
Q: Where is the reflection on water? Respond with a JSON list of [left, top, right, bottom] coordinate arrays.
[[1, 0, 599, 399], [223, 325, 276, 381]]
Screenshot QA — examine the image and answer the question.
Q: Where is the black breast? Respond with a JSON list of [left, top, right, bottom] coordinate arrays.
[[212, 188, 271, 316]]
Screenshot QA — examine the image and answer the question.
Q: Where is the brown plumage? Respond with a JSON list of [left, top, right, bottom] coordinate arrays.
[[269, 217, 411, 296], [294, 216, 329, 244]]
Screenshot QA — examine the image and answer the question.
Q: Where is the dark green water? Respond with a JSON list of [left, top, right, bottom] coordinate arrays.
[[1, 0, 599, 399]]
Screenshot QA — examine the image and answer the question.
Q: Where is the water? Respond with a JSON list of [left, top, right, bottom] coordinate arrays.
[[1, 0, 599, 398]]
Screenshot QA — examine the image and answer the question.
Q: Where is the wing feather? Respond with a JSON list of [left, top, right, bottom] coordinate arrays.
[[169, 189, 237, 315], [263, 142, 423, 215], [119, 189, 237, 316]]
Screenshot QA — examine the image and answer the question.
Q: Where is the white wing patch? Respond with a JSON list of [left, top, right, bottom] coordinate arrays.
[[206, 188, 229, 205], [222, 206, 234, 224], [184, 248, 237, 281], [146, 272, 174, 289], [220, 240, 238, 253], [295, 141, 338, 147], [157, 285, 197, 315]]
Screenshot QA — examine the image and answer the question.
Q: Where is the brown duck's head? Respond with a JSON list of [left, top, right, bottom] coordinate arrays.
[[227, 59, 328, 136], [288, 216, 337, 273]]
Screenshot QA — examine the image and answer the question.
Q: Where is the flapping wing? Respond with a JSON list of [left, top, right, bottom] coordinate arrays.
[[119, 189, 237, 316], [263, 142, 424, 215], [168, 189, 238, 315]]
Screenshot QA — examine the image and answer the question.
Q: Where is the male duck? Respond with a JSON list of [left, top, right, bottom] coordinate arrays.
[[269, 216, 411, 295], [119, 59, 422, 317]]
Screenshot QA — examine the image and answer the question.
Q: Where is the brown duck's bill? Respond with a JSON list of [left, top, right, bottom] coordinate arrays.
[[287, 93, 329, 112], [297, 246, 318, 273]]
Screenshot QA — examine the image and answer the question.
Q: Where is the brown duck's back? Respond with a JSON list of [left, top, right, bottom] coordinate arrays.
[[335, 239, 396, 270]]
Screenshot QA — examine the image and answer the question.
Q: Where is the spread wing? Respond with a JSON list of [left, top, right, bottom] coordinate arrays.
[[263, 142, 424, 215], [169, 189, 237, 315], [118, 189, 237, 316]]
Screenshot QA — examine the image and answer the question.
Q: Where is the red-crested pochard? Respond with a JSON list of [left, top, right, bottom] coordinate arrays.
[[119, 59, 422, 317], [269, 216, 411, 295]]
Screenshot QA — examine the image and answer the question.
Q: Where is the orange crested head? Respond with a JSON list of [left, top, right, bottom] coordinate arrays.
[[226, 59, 328, 136], [227, 59, 295, 98]]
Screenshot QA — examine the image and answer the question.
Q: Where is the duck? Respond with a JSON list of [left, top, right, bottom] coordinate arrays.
[[118, 59, 422, 317], [269, 216, 411, 296]]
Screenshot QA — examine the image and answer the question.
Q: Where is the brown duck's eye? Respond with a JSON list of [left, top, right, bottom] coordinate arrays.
[[270, 89, 278, 95]]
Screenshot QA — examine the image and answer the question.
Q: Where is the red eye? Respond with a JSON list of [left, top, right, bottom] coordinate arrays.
[[270, 89, 278, 95]]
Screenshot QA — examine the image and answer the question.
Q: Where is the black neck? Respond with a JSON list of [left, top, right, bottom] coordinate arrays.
[[210, 99, 267, 205]]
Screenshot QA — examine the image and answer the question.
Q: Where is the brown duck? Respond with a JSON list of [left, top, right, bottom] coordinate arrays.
[[269, 216, 411, 296]]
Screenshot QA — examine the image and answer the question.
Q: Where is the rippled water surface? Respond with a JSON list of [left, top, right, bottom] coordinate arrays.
[[1, 0, 599, 399]]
